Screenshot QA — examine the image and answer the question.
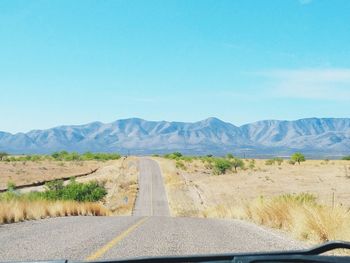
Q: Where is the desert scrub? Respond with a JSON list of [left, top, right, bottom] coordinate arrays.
[[164, 152, 194, 162], [0, 179, 110, 224], [342, 155, 350, 161], [0, 179, 107, 202], [51, 151, 121, 161], [175, 160, 186, 170], [212, 158, 232, 174], [265, 158, 283, 166]]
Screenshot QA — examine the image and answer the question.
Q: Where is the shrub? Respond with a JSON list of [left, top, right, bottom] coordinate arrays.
[[291, 152, 306, 164], [265, 158, 283, 166], [342, 156, 350, 161], [248, 159, 255, 169], [175, 160, 186, 170], [0, 152, 8, 161], [274, 157, 284, 165], [50, 151, 121, 161], [226, 153, 234, 159], [213, 159, 232, 175], [288, 160, 296, 165], [1, 180, 107, 203], [7, 181, 16, 191], [231, 157, 244, 172], [45, 180, 64, 191], [265, 159, 275, 165]]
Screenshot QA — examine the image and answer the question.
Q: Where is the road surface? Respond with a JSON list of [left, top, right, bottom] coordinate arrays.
[[0, 158, 303, 261], [133, 158, 170, 216]]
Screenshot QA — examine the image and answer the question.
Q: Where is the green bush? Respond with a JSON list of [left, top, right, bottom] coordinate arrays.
[[45, 179, 64, 191], [231, 157, 244, 172], [0, 152, 8, 161], [50, 180, 107, 202], [342, 156, 350, 161], [50, 151, 121, 161], [291, 152, 306, 164], [226, 153, 234, 159], [175, 160, 186, 170], [213, 158, 232, 175], [7, 181, 16, 191], [1, 179, 107, 202], [164, 152, 182, 160]]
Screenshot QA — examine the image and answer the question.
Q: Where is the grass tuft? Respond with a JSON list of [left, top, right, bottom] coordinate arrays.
[[0, 200, 110, 224]]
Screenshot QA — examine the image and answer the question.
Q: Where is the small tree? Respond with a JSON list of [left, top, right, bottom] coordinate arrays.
[[172, 152, 182, 158], [213, 159, 232, 175], [226, 153, 234, 159], [231, 157, 244, 172], [291, 152, 305, 165], [0, 152, 8, 161]]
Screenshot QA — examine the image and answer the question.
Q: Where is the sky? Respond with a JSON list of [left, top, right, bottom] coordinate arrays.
[[0, 0, 350, 133]]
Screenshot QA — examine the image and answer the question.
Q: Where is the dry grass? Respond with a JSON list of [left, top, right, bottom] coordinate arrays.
[[154, 157, 350, 244], [0, 200, 110, 224], [0, 157, 140, 224], [202, 197, 350, 243]]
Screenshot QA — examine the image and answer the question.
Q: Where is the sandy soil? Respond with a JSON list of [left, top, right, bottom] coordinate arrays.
[[0, 160, 107, 190], [153, 157, 350, 216]]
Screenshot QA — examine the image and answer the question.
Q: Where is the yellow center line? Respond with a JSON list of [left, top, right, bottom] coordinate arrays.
[[85, 217, 149, 261]]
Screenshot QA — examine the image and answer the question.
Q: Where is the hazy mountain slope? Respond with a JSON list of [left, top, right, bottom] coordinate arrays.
[[0, 117, 349, 156], [240, 118, 350, 152]]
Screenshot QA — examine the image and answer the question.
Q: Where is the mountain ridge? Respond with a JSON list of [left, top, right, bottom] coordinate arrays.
[[0, 117, 349, 157]]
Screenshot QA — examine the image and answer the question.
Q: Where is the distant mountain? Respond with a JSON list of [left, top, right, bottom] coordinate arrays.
[[0, 117, 349, 158]]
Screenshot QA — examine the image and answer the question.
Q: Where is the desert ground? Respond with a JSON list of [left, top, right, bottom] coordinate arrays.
[[153, 157, 350, 242], [0, 160, 102, 190], [0, 157, 139, 222], [154, 158, 350, 215]]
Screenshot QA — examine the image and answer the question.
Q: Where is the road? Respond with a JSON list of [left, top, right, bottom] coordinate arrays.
[[133, 158, 170, 216], [0, 158, 303, 261]]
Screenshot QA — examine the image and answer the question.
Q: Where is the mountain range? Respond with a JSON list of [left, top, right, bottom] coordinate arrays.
[[0, 117, 349, 158]]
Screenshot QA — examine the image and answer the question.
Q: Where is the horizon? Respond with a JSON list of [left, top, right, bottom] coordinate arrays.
[[1, 116, 349, 135], [1, 0, 350, 133]]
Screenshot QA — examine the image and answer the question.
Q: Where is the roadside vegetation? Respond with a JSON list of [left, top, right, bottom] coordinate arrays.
[[203, 193, 350, 243], [0, 179, 109, 224], [163, 152, 245, 174], [156, 153, 350, 244], [0, 151, 121, 162]]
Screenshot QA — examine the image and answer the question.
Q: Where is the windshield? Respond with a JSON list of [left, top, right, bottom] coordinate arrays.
[[0, 0, 349, 262]]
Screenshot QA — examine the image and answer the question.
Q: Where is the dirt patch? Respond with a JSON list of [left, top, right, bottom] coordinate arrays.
[[0, 160, 106, 190]]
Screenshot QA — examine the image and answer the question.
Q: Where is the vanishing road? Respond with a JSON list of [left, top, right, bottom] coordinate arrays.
[[0, 158, 303, 261]]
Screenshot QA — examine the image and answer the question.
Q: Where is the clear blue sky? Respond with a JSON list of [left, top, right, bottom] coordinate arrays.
[[1, 0, 350, 133]]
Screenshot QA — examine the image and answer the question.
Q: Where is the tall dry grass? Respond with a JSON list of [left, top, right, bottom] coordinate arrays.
[[0, 200, 110, 224], [202, 194, 350, 243]]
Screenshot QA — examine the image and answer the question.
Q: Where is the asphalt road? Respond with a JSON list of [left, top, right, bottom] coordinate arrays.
[[0, 158, 303, 262], [133, 158, 170, 216]]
